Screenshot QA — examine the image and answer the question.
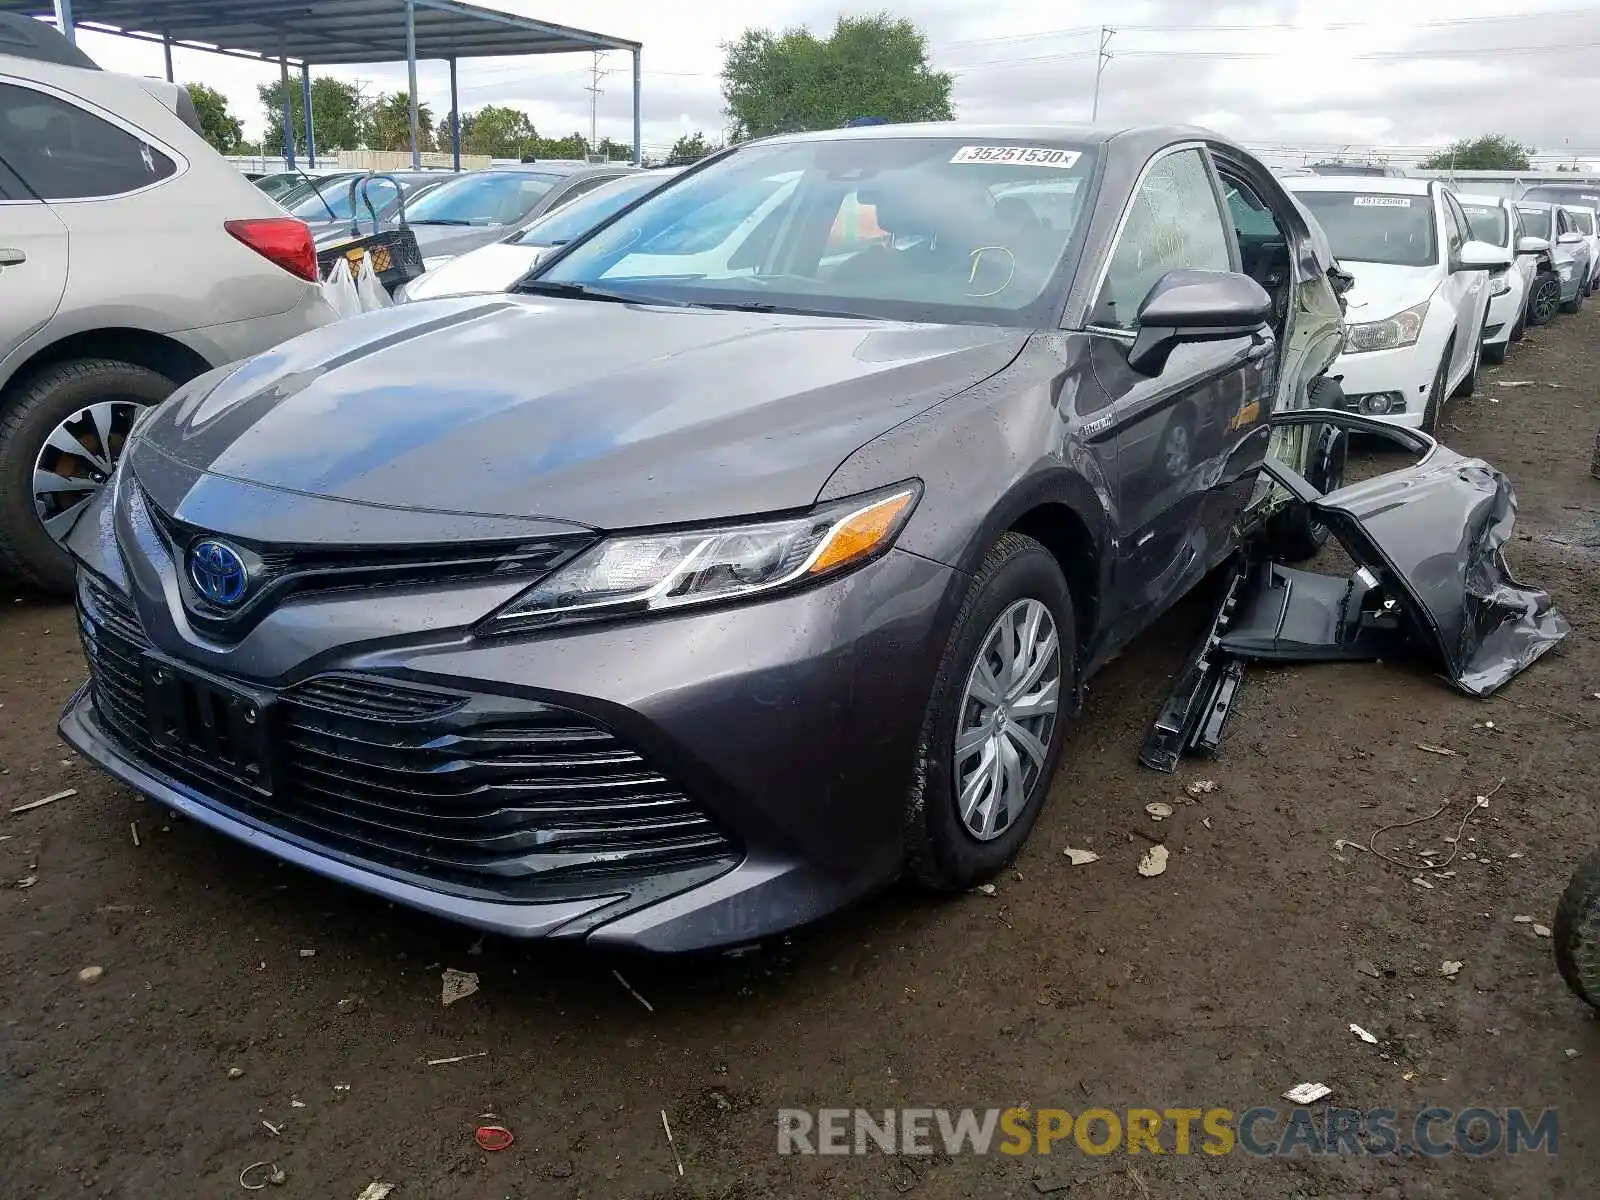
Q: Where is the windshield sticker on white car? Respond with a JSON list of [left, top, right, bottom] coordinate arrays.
[[1463, 206, 1494, 217], [950, 145, 1081, 168], [1353, 196, 1412, 207]]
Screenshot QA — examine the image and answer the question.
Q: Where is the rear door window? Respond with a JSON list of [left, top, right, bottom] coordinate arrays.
[[0, 82, 177, 200]]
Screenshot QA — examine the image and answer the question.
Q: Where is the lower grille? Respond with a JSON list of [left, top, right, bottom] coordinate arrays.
[[77, 576, 738, 899]]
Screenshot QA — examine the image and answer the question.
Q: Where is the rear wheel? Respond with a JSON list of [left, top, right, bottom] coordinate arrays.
[[0, 359, 172, 592], [903, 533, 1077, 891]]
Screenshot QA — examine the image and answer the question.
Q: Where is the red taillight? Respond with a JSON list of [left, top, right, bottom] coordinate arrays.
[[224, 217, 318, 283]]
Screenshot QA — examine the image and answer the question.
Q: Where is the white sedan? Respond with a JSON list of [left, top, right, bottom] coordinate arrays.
[[1285, 176, 1509, 430], [1456, 193, 1541, 364]]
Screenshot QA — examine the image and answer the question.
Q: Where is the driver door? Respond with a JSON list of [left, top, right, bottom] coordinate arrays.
[[1088, 146, 1275, 641], [1440, 190, 1486, 380]]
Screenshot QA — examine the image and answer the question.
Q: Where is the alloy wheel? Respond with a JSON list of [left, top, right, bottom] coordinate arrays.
[[954, 598, 1062, 841], [1531, 277, 1561, 324], [32, 400, 143, 543]]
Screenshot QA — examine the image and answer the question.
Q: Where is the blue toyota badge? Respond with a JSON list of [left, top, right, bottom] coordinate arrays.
[[188, 539, 249, 607]]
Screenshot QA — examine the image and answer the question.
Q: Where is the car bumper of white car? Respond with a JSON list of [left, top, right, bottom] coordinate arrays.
[[1484, 287, 1519, 347], [1325, 346, 1436, 429]]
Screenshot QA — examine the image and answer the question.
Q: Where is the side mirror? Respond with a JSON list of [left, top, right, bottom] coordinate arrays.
[[1127, 270, 1272, 375], [1558, 231, 1587, 246], [1454, 239, 1512, 272], [1516, 235, 1551, 256]]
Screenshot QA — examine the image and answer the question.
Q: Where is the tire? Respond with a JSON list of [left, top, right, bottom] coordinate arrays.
[[1267, 420, 1347, 561], [903, 533, 1078, 891], [1454, 326, 1479, 398], [1482, 340, 1507, 365], [1420, 346, 1450, 435], [1509, 304, 1525, 343], [1528, 273, 1561, 327], [1561, 284, 1585, 315], [1554, 847, 1600, 1010], [0, 359, 174, 592]]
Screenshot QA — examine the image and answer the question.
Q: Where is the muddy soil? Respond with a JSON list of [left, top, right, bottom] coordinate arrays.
[[2, 311, 1598, 1199]]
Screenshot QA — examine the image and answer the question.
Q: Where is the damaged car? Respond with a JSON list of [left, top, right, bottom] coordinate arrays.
[[66, 123, 1373, 950]]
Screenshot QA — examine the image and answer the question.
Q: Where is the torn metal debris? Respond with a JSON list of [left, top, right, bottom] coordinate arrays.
[[1142, 411, 1568, 772]]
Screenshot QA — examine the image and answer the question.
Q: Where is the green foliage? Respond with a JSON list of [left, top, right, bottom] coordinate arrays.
[[1418, 135, 1534, 172], [435, 104, 538, 157], [721, 13, 954, 141], [667, 131, 716, 164], [257, 77, 364, 155], [184, 83, 242, 154], [364, 92, 435, 153]]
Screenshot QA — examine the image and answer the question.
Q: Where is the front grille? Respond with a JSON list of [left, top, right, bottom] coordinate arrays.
[[77, 577, 737, 899]]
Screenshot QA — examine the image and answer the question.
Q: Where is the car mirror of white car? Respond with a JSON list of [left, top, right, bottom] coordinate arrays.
[[1557, 231, 1587, 246], [1516, 235, 1551, 256], [1454, 239, 1513, 273]]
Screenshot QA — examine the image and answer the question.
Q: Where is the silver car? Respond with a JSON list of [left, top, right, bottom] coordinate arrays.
[[1514, 201, 1591, 313], [0, 18, 334, 591]]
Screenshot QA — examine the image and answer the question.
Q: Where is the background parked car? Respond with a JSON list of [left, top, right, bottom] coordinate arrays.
[[397, 168, 680, 302], [283, 169, 452, 238], [1456, 193, 1533, 363], [1515, 201, 1590, 313], [399, 161, 640, 269], [1559, 203, 1600, 291], [253, 166, 360, 203], [0, 19, 333, 590], [1285, 175, 1507, 430]]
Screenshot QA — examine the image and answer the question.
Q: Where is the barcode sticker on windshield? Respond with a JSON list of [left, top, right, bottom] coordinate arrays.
[[1464, 206, 1494, 216], [1353, 196, 1412, 207], [950, 145, 1081, 168]]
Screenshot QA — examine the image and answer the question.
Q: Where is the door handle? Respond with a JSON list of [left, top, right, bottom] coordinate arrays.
[[0, 248, 24, 266]]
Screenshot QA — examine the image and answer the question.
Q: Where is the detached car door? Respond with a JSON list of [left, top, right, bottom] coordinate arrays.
[[1087, 145, 1274, 633], [0, 85, 70, 373]]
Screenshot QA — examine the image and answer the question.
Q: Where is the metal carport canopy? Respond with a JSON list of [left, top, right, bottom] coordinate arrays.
[[2, 0, 642, 168]]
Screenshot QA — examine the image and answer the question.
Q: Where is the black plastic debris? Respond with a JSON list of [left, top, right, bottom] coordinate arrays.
[[1140, 410, 1570, 772]]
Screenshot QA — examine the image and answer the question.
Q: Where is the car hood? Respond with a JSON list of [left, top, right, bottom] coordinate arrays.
[[1337, 262, 1441, 322], [402, 242, 544, 301], [410, 224, 510, 259], [132, 296, 1027, 534]]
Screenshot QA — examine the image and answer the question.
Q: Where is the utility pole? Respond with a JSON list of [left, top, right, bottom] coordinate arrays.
[[1090, 26, 1114, 123], [583, 51, 618, 159]]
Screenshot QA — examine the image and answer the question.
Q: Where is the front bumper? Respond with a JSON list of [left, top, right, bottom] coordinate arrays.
[[1323, 345, 1435, 429], [62, 538, 963, 952], [1484, 287, 1519, 347]]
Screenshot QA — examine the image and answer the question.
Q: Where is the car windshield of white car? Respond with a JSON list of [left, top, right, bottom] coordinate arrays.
[[533, 136, 1097, 327], [406, 171, 559, 225], [1517, 207, 1553, 240], [510, 173, 667, 246], [1460, 203, 1508, 247], [1293, 191, 1436, 268]]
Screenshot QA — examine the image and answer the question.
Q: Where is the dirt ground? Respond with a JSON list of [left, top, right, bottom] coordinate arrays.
[[3, 310, 1599, 1200]]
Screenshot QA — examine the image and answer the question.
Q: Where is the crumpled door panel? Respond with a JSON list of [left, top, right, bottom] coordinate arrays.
[[1259, 410, 1569, 696]]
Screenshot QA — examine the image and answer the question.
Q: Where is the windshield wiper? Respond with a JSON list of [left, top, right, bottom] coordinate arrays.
[[516, 279, 681, 306], [689, 299, 879, 320]]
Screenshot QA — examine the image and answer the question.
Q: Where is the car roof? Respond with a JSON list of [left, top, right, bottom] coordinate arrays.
[[1559, 201, 1599, 213], [1284, 175, 1432, 195]]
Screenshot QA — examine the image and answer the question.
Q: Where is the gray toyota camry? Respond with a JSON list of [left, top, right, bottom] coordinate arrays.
[[61, 123, 1351, 951]]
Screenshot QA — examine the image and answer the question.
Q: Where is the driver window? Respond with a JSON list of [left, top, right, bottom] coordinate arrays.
[[1092, 148, 1231, 332]]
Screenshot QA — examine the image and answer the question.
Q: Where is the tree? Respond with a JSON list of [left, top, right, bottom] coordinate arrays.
[[1418, 135, 1534, 172], [184, 83, 242, 154], [526, 132, 588, 160], [435, 104, 538, 157], [721, 13, 953, 141], [257, 77, 365, 155], [364, 91, 435, 153], [667, 131, 716, 164]]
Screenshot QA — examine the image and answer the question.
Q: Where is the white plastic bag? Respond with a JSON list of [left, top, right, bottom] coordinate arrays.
[[321, 256, 362, 319], [355, 253, 393, 311]]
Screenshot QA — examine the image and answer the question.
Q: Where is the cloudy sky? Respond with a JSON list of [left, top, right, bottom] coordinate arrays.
[[73, 0, 1600, 167]]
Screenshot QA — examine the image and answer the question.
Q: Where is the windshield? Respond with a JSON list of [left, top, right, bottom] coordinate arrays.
[[288, 176, 407, 221], [406, 171, 558, 225], [1521, 185, 1600, 207], [1459, 202, 1508, 246], [1517, 206, 1553, 240], [535, 137, 1098, 326], [512, 173, 670, 246], [1292, 190, 1437, 267], [1568, 209, 1596, 236]]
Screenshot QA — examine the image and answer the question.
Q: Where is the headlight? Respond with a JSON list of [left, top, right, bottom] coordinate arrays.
[[1559, 261, 1575, 280], [485, 484, 921, 631], [1488, 272, 1510, 297], [422, 255, 452, 272], [1342, 300, 1429, 353]]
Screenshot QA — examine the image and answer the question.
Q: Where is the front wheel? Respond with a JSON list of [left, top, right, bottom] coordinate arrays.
[[1420, 346, 1450, 434], [1561, 283, 1585, 315], [903, 533, 1078, 891], [1554, 847, 1600, 1009], [1483, 339, 1507, 366], [1528, 273, 1561, 326]]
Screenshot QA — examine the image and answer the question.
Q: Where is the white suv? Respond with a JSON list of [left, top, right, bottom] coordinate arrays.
[[1284, 175, 1508, 431], [0, 16, 334, 591]]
